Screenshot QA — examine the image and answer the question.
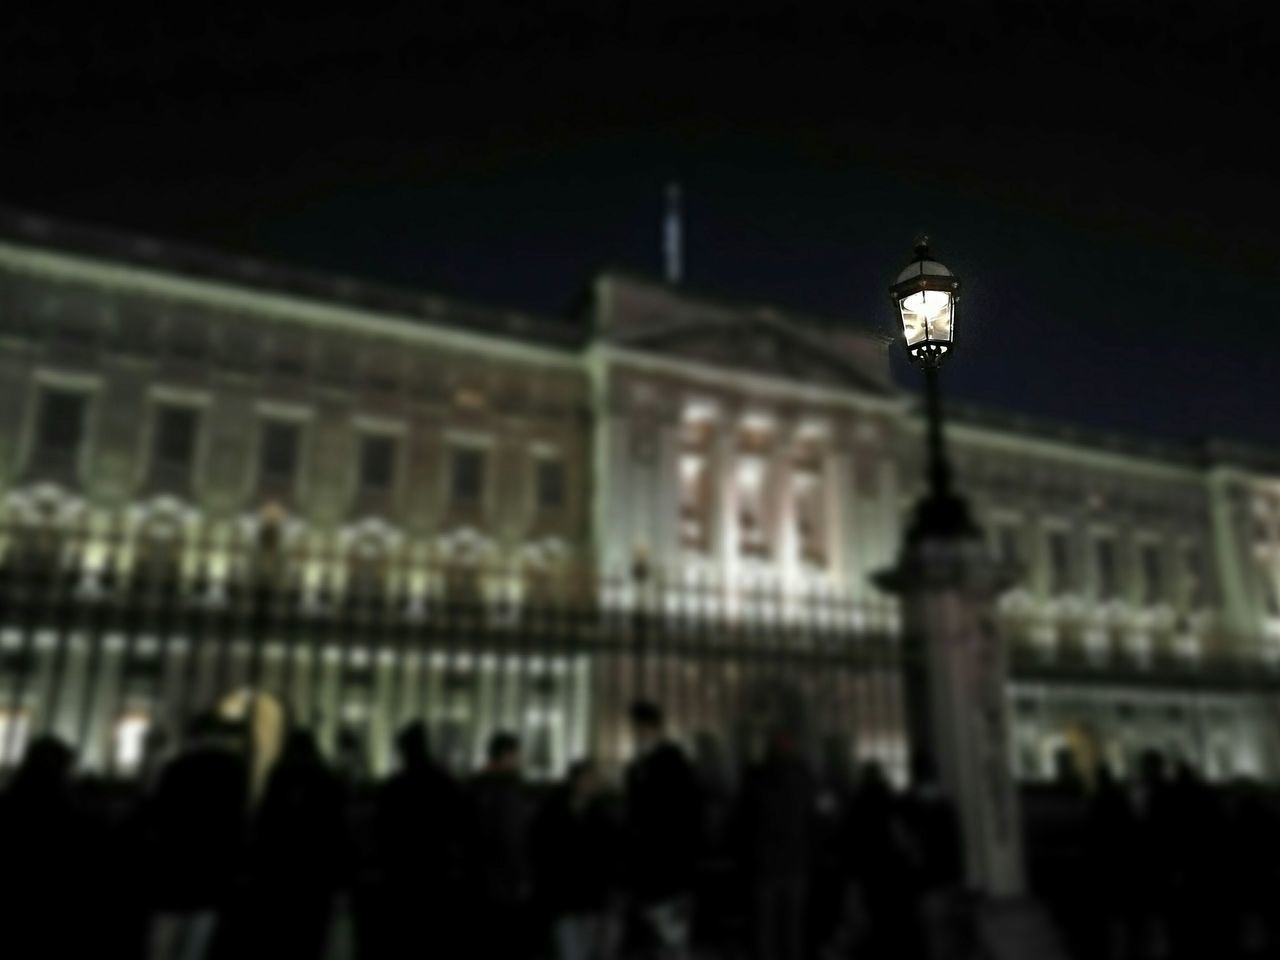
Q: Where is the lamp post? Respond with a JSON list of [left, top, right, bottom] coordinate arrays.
[[877, 241, 1069, 955], [631, 545, 651, 698], [890, 237, 978, 545]]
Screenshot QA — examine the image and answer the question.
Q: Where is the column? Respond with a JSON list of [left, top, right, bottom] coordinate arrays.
[[880, 542, 1024, 895], [1208, 471, 1261, 641], [771, 421, 797, 592], [715, 416, 739, 592], [88, 366, 148, 503], [599, 410, 633, 579], [0, 353, 30, 486], [655, 420, 681, 574], [827, 445, 852, 590], [201, 388, 255, 513], [876, 537, 1070, 957]]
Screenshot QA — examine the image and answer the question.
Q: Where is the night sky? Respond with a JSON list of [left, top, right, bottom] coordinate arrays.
[[3, 5, 1277, 447]]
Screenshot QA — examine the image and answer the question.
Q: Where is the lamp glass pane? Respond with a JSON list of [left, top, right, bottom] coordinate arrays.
[[900, 289, 953, 345]]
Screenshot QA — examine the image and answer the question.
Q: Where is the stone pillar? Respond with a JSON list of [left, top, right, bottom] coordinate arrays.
[[771, 422, 797, 589], [714, 416, 739, 589], [1208, 471, 1261, 641], [879, 539, 1023, 895], [877, 537, 1068, 958]]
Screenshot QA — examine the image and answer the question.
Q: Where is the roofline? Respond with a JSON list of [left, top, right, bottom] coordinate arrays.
[[593, 266, 895, 347], [907, 397, 1280, 477], [0, 206, 587, 351]]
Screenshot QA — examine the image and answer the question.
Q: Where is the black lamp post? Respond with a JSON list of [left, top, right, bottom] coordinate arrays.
[[631, 546, 650, 697], [890, 238, 978, 545]]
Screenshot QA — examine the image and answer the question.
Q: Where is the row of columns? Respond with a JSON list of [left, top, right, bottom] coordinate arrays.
[[600, 384, 901, 600]]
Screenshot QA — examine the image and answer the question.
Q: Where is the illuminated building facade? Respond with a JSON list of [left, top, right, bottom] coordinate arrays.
[[1, 209, 1277, 782]]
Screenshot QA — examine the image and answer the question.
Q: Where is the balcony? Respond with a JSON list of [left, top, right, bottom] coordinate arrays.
[[1008, 640, 1280, 693]]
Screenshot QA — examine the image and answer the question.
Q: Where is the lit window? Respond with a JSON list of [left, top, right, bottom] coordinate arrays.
[[679, 453, 711, 552], [450, 446, 486, 505], [32, 387, 88, 459], [737, 455, 768, 558], [359, 434, 397, 492], [260, 420, 301, 482], [152, 403, 200, 470], [535, 457, 565, 510], [794, 466, 826, 567], [678, 404, 716, 554], [0, 707, 30, 766], [113, 711, 151, 773]]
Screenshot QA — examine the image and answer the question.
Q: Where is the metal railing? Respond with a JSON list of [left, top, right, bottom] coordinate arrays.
[[0, 532, 907, 784]]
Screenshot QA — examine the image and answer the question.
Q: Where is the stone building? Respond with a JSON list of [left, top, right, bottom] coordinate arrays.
[[0, 208, 1276, 782]]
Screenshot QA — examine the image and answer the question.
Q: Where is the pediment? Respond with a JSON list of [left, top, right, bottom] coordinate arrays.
[[613, 313, 893, 395]]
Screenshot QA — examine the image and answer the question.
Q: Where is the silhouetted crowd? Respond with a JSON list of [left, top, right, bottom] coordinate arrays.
[[1030, 749, 1280, 960], [3, 705, 1279, 960]]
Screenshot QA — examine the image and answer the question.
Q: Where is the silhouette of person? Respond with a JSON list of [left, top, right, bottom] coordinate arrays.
[[0, 735, 97, 955], [372, 720, 471, 959], [1164, 760, 1229, 960], [141, 711, 248, 960], [624, 701, 704, 960], [1225, 777, 1280, 953], [844, 761, 920, 960], [532, 758, 621, 960], [469, 731, 535, 958], [1131, 749, 1177, 957], [898, 755, 964, 960], [334, 724, 369, 789], [1084, 763, 1140, 959], [733, 729, 816, 960], [1051, 746, 1087, 800], [244, 729, 350, 960], [809, 739, 857, 956]]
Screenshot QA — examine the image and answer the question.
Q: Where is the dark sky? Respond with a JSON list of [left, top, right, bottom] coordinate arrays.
[[4, 4, 1278, 447]]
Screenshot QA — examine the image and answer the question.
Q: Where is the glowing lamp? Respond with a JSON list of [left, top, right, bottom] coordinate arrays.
[[890, 238, 960, 366]]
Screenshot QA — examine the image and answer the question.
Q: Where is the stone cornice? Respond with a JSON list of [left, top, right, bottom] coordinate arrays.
[[0, 211, 586, 367]]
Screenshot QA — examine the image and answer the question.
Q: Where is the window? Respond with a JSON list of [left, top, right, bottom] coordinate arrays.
[[679, 453, 711, 552], [1094, 535, 1118, 600], [1140, 542, 1165, 605], [1184, 545, 1205, 607], [359, 434, 397, 492], [535, 457, 565, 510], [151, 403, 200, 470], [259, 420, 301, 482], [1047, 529, 1073, 594], [32, 387, 88, 459], [0, 707, 30, 766], [113, 711, 151, 773], [793, 467, 826, 566], [678, 406, 716, 553], [993, 521, 1022, 566], [737, 454, 768, 558], [450, 446, 486, 505]]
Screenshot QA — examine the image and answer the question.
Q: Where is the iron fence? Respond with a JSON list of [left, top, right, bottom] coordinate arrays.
[[0, 531, 907, 786]]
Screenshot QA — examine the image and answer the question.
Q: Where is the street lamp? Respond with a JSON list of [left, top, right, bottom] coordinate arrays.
[[890, 237, 978, 544]]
